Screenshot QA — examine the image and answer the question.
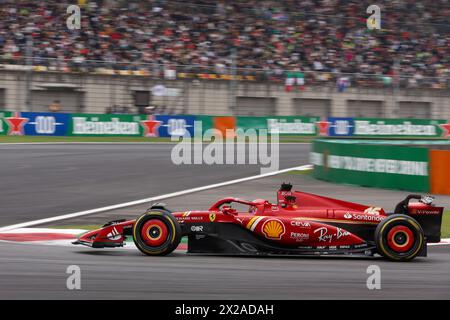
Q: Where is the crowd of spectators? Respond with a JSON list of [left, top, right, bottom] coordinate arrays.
[[0, 0, 449, 89]]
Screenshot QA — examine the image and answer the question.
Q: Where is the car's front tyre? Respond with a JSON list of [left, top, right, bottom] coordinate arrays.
[[375, 214, 425, 261], [132, 209, 181, 256]]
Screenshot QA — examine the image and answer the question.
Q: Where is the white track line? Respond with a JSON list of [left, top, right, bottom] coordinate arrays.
[[0, 165, 312, 232], [0, 228, 86, 235]]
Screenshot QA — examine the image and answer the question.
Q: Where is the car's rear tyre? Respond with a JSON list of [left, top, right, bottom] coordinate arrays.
[[375, 214, 424, 261], [132, 209, 181, 256]]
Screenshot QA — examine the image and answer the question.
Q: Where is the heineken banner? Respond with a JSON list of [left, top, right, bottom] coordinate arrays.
[[0, 111, 39, 136], [154, 115, 196, 138], [70, 114, 146, 136], [21, 112, 71, 136], [0, 110, 449, 139], [237, 116, 320, 135], [327, 117, 450, 138], [311, 139, 430, 192], [0, 111, 12, 136], [193, 115, 214, 134]]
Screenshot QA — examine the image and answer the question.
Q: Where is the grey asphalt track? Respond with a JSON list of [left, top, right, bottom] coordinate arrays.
[[1, 143, 450, 300], [0, 143, 310, 227], [1, 241, 450, 299]]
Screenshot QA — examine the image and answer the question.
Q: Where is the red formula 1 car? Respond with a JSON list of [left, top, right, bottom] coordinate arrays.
[[73, 183, 444, 261]]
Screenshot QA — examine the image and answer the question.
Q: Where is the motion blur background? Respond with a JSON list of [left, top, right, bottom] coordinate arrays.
[[0, 0, 449, 117]]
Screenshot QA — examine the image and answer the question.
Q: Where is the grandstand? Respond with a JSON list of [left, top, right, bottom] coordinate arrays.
[[0, 0, 449, 116]]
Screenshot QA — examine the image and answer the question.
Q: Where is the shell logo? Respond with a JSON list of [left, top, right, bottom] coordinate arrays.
[[262, 219, 285, 240]]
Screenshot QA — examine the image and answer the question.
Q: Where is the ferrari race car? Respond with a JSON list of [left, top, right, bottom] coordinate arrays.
[[73, 183, 444, 261]]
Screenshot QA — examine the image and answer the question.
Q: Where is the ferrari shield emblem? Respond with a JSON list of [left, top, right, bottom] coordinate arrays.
[[209, 213, 216, 222]]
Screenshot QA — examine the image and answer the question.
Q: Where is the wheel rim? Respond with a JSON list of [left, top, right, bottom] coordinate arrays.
[[141, 219, 169, 247], [387, 225, 414, 253]]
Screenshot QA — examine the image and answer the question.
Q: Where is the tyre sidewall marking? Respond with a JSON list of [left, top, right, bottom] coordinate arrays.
[[378, 217, 424, 260], [133, 211, 177, 254]]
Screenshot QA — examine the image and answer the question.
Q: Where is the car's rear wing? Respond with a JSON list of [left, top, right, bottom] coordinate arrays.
[[394, 195, 444, 243]]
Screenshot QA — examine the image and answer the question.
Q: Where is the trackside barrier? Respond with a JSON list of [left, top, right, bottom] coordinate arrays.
[[311, 139, 450, 195], [0, 112, 323, 137], [236, 116, 320, 135], [430, 150, 450, 195], [327, 117, 449, 138], [0, 111, 449, 139], [0, 111, 12, 136]]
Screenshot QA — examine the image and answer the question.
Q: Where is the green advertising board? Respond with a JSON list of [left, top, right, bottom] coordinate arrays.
[[69, 114, 147, 136], [312, 139, 430, 192], [0, 111, 12, 136], [194, 115, 214, 134], [237, 116, 319, 135], [352, 118, 447, 138]]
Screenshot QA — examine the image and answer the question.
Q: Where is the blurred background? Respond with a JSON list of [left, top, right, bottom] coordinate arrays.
[[0, 0, 448, 117]]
